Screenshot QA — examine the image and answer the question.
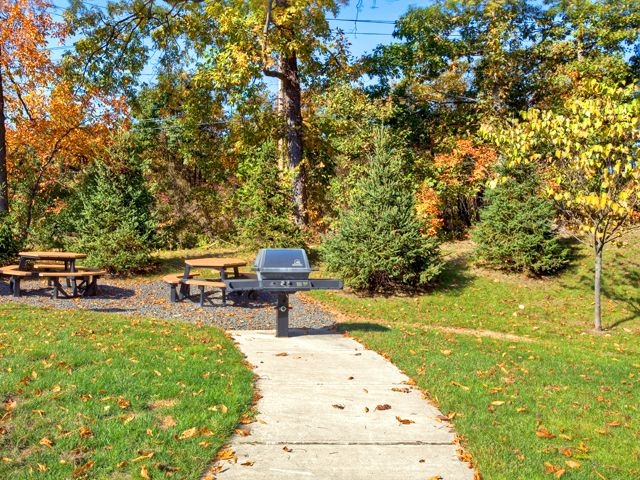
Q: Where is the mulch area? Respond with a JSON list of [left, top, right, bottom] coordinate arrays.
[[0, 276, 337, 331]]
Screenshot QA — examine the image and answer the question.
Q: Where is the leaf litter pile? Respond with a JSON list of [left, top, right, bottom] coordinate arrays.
[[0, 304, 254, 479]]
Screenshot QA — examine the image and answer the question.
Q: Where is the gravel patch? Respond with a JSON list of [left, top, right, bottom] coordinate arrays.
[[0, 276, 337, 331]]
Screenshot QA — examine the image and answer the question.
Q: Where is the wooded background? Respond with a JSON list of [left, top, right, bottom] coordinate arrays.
[[1, 1, 639, 328]]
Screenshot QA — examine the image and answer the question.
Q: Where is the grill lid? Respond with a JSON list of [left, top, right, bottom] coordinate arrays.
[[253, 248, 312, 279]]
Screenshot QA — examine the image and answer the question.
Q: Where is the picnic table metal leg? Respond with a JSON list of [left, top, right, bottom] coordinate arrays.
[[10, 277, 21, 297]]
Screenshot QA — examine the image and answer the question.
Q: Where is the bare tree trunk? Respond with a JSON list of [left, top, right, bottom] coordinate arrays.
[[0, 49, 9, 215], [593, 241, 603, 332], [279, 52, 306, 226]]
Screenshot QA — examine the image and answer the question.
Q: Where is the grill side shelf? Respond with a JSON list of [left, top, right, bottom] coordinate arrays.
[[309, 279, 343, 290], [224, 279, 261, 291]]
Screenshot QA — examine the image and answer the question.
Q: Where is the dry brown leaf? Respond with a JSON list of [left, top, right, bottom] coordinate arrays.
[[391, 387, 411, 393], [451, 381, 470, 391], [565, 460, 581, 469], [39, 437, 54, 448], [375, 404, 392, 411], [208, 404, 229, 414], [216, 449, 236, 461], [536, 425, 556, 439], [132, 452, 154, 462], [234, 428, 251, 437], [275, 352, 288, 357], [396, 416, 415, 425], [332, 404, 345, 410], [177, 427, 198, 440], [282, 446, 293, 453], [72, 461, 94, 476], [140, 465, 150, 479], [79, 426, 93, 438], [241, 461, 255, 466]]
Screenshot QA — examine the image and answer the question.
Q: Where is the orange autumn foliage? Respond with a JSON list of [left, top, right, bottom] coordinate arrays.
[[2, 0, 126, 234], [416, 139, 497, 236]]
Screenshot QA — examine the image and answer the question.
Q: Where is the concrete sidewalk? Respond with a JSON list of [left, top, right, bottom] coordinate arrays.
[[213, 329, 476, 479]]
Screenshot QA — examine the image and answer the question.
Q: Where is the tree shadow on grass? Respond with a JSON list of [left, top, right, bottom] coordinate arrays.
[[561, 239, 639, 329], [335, 322, 391, 333]]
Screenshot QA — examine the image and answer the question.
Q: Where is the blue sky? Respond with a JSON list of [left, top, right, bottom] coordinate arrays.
[[332, 0, 426, 57]]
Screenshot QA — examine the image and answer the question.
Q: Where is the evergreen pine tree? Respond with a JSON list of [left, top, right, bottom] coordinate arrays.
[[473, 164, 569, 275], [68, 135, 157, 273], [321, 130, 442, 292]]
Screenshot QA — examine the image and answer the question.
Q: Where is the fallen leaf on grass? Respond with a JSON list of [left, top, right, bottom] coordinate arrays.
[[536, 425, 556, 439], [39, 437, 54, 448], [565, 460, 581, 469], [491, 401, 505, 406], [396, 416, 415, 425], [544, 461, 565, 478], [177, 427, 198, 440], [208, 404, 228, 414], [72, 461, 94, 476], [79, 426, 93, 438], [375, 404, 392, 411], [451, 381, 470, 391], [131, 452, 154, 462], [140, 466, 150, 479]]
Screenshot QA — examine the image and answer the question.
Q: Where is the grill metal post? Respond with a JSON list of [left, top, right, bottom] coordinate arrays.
[[276, 293, 290, 337]]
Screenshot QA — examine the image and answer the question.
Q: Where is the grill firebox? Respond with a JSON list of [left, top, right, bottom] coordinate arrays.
[[224, 248, 342, 336]]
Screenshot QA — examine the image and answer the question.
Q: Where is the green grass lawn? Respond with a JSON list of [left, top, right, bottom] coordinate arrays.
[[0, 306, 254, 479], [310, 234, 639, 479]]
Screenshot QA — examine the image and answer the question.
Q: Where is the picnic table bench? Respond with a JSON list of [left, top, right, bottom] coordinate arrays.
[[162, 257, 255, 307]]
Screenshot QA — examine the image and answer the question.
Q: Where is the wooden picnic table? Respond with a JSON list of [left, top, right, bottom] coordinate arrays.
[[182, 257, 248, 281], [18, 251, 87, 272], [1, 251, 104, 298], [174, 257, 249, 306]]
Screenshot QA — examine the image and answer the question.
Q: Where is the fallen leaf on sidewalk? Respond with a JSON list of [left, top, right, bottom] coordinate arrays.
[[391, 387, 411, 393], [332, 404, 345, 410], [375, 404, 392, 411], [282, 446, 293, 453], [396, 416, 415, 425], [275, 353, 288, 357], [241, 461, 255, 467]]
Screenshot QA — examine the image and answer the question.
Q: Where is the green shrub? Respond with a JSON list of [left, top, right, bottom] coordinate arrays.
[[321, 130, 442, 292], [67, 136, 157, 274], [472, 164, 569, 275], [0, 215, 21, 264], [234, 141, 306, 249]]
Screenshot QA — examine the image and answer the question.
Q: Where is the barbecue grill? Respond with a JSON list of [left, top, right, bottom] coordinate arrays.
[[224, 248, 342, 337]]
